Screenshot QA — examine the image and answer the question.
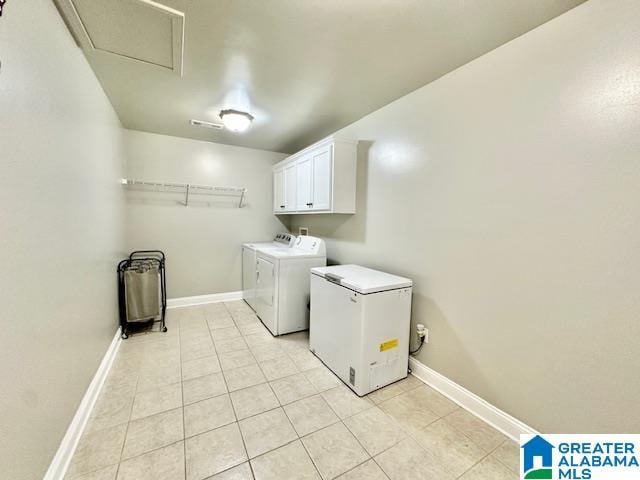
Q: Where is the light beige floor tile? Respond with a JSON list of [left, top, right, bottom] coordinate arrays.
[[183, 355, 222, 381], [366, 382, 405, 404], [183, 372, 228, 405], [203, 303, 230, 315], [224, 364, 267, 392], [444, 408, 507, 452], [215, 337, 250, 353], [131, 382, 182, 420], [208, 462, 253, 479], [288, 350, 323, 371], [139, 350, 181, 372], [250, 440, 320, 480], [259, 355, 299, 381], [283, 395, 339, 436], [490, 440, 520, 473], [459, 455, 517, 480], [230, 383, 280, 420], [66, 424, 127, 478], [185, 423, 248, 480], [122, 407, 184, 459], [136, 363, 182, 392], [378, 391, 439, 435], [344, 407, 405, 456], [180, 318, 209, 328], [250, 342, 284, 362], [219, 349, 257, 371], [66, 464, 118, 480], [212, 326, 242, 341], [336, 459, 387, 480], [182, 344, 217, 363], [207, 316, 235, 330], [180, 327, 211, 340], [277, 331, 309, 352], [302, 422, 370, 480], [141, 343, 181, 360], [224, 301, 253, 314], [302, 367, 342, 392], [85, 393, 133, 433], [402, 385, 458, 417], [270, 373, 317, 405], [375, 438, 454, 480], [117, 440, 185, 480], [237, 321, 267, 336], [410, 418, 486, 477], [230, 311, 259, 323], [239, 407, 298, 458], [101, 373, 138, 400], [320, 385, 374, 420], [185, 395, 236, 437], [397, 374, 424, 391], [244, 331, 275, 347]]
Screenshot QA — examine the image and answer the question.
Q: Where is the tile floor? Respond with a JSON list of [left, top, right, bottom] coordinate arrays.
[[65, 301, 519, 480]]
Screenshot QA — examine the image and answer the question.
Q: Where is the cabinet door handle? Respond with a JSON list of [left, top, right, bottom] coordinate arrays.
[[280, 205, 285, 208], [306, 202, 313, 207]]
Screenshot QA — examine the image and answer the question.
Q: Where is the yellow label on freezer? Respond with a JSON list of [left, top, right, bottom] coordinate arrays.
[[379, 338, 399, 352]]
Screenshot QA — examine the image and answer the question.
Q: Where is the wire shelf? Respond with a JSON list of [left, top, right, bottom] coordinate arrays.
[[121, 179, 247, 207]]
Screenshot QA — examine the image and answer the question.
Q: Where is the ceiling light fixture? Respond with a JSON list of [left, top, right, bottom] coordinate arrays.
[[219, 109, 254, 133]]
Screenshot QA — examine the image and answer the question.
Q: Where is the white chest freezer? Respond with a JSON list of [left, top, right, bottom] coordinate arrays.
[[309, 264, 412, 396]]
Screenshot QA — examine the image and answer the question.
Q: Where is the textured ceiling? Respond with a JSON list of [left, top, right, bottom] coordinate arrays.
[[55, 0, 585, 153]]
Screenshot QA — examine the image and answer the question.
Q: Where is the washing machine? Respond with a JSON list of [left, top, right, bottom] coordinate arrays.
[[242, 233, 296, 310], [254, 236, 326, 335]]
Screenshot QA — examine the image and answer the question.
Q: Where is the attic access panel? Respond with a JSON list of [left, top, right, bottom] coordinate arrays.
[[61, 0, 184, 75]]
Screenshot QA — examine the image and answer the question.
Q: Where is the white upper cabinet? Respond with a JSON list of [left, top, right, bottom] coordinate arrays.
[[284, 162, 297, 212], [273, 167, 285, 212], [273, 137, 357, 215], [296, 154, 314, 211]]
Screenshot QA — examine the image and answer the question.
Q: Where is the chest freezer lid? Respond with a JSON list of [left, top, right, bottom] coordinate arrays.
[[311, 264, 412, 294]]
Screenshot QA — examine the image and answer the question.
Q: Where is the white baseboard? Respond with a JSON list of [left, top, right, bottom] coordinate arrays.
[[409, 357, 538, 441], [44, 328, 122, 480], [167, 290, 243, 309]]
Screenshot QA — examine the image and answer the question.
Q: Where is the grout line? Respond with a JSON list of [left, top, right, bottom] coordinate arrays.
[[112, 329, 144, 479], [175, 307, 187, 480], [209, 302, 255, 478]]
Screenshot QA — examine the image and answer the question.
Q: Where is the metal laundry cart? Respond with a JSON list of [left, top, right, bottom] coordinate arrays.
[[117, 250, 167, 339]]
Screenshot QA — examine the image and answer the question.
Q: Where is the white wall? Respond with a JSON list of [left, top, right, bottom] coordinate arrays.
[[0, 1, 126, 478], [292, 0, 640, 433], [123, 130, 288, 298]]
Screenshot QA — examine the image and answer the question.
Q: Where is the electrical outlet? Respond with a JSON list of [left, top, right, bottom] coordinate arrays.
[[416, 324, 429, 343], [298, 227, 309, 236]]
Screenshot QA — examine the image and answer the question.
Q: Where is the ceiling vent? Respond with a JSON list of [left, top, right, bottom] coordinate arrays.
[[56, 0, 184, 75]]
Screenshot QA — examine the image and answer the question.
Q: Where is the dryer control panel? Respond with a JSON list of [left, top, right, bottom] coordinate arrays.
[[274, 233, 296, 247], [294, 235, 326, 255]]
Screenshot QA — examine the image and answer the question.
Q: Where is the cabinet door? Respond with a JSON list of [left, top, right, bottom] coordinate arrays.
[[296, 154, 313, 211], [273, 168, 285, 212], [310, 146, 332, 211], [284, 162, 297, 211]]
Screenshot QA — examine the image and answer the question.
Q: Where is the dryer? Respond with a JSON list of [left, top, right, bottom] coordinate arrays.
[[254, 236, 326, 335], [242, 233, 296, 310]]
